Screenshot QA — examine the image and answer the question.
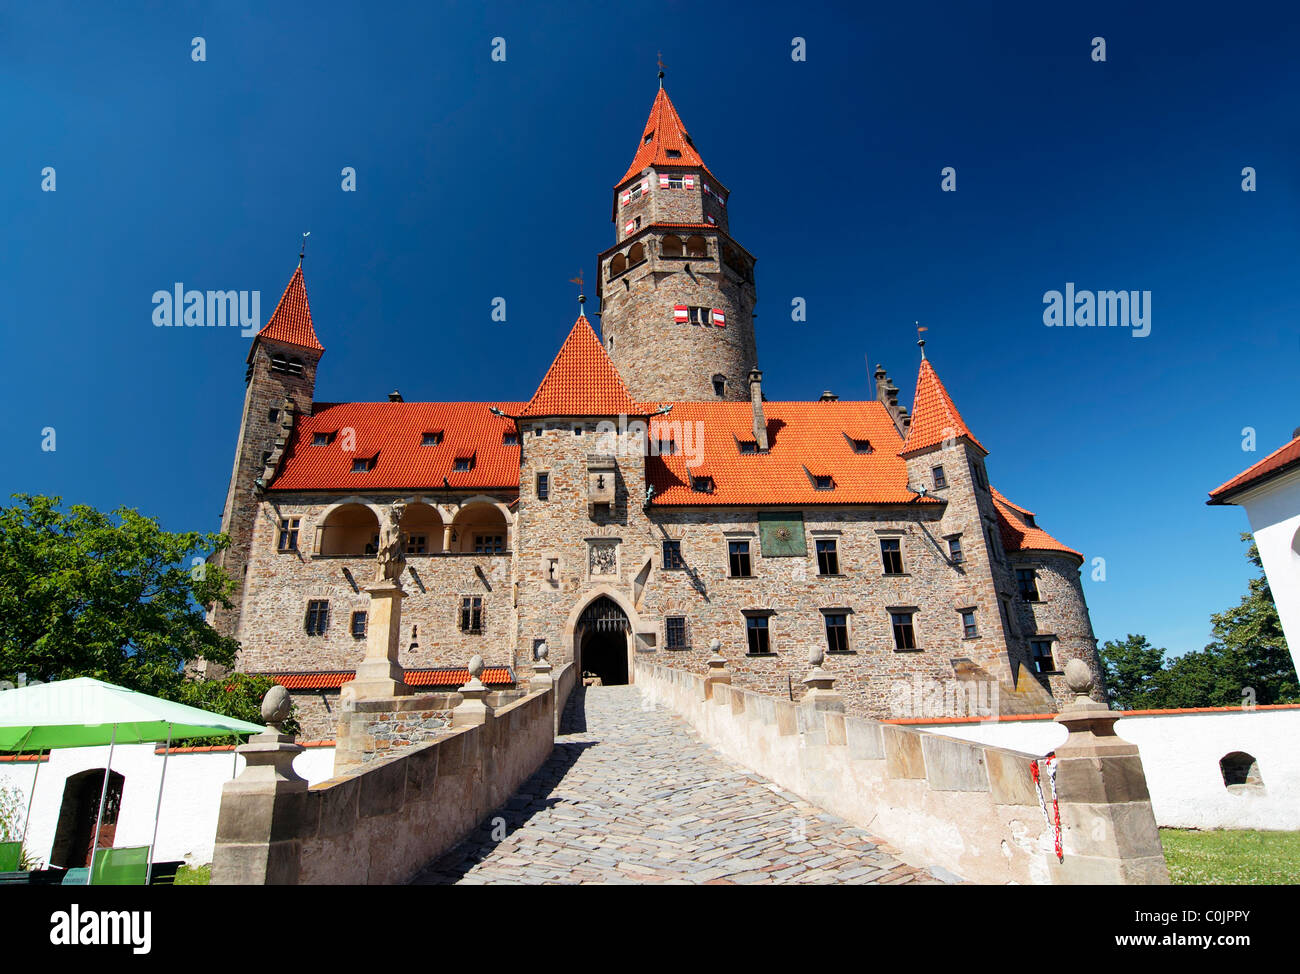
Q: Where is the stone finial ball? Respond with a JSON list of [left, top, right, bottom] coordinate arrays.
[[262, 684, 292, 725], [709, 638, 722, 653], [1064, 658, 1094, 695], [468, 654, 485, 678], [536, 642, 549, 660], [808, 646, 825, 668]]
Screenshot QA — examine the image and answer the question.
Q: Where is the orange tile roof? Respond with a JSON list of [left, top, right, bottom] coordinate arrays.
[[1208, 432, 1300, 504], [519, 316, 643, 418], [269, 401, 525, 491], [617, 87, 714, 187], [990, 487, 1082, 560], [249, 264, 323, 361], [900, 359, 986, 456], [265, 668, 515, 690], [645, 401, 938, 506]]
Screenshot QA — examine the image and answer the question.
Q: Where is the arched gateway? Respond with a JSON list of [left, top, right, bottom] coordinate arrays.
[[575, 595, 632, 686]]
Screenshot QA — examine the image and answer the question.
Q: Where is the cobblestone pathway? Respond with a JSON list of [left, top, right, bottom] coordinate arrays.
[[412, 684, 941, 885]]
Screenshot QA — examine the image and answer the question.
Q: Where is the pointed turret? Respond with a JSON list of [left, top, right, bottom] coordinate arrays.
[[901, 358, 986, 457], [246, 264, 324, 363], [521, 315, 642, 418], [616, 86, 714, 187]]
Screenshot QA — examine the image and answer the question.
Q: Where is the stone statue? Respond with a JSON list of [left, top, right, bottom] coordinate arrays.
[[374, 501, 407, 583]]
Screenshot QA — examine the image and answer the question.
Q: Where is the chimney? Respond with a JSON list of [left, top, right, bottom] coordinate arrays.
[[388, 389, 404, 402], [819, 390, 839, 402], [749, 368, 769, 451], [874, 364, 910, 435]]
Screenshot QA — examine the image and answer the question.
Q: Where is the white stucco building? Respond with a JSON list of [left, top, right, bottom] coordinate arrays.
[[1208, 428, 1300, 680]]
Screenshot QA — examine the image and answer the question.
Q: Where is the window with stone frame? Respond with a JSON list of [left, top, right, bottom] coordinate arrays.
[[947, 536, 964, 564], [932, 465, 947, 489], [890, 611, 916, 651], [278, 517, 300, 552], [880, 537, 904, 575], [351, 610, 367, 638], [728, 540, 752, 577], [662, 540, 685, 570], [474, 534, 505, 554], [1016, 568, 1041, 601], [665, 615, 689, 650], [305, 600, 329, 636], [712, 375, 726, 397], [816, 538, 840, 575], [459, 596, 484, 634], [745, 614, 772, 654], [824, 612, 850, 653], [960, 608, 978, 639], [536, 471, 550, 500], [1030, 639, 1056, 674]]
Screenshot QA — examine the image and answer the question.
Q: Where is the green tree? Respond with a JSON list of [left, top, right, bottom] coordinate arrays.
[[1098, 633, 1168, 710]]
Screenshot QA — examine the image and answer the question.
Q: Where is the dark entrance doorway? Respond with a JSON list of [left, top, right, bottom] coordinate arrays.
[[51, 769, 125, 868], [578, 596, 631, 685]]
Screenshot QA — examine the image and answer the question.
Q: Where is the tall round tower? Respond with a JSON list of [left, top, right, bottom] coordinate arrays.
[[596, 82, 758, 403]]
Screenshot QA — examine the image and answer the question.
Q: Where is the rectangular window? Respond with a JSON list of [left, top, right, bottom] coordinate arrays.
[[666, 616, 688, 650], [351, 611, 367, 638], [746, 615, 771, 654], [849, 438, 872, 454], [691, 475, 714, 493], [816, 538, 839, 575], [312, 431, 335, 447], [880, 538, 904, 575], [459, 596, 484, 634], [405, 534, 427, 555], [668, 173, 684, 189], [948, 537, 964, 564], [960, 609, 978, 639], [890, 611, 916, 651], [825, 613, 849, 653], [1016, 568, 1040, 601], [421, 431, 444, 446], [662, 540, 684, 570], [932, 465, 947, 489], [351, 456, 377, 473], [813, 475, 834, 490], [536, 472, 549, 500], [728, 540, 752, 578], [1031, 639, 1056, 674], [738, 440, 759, 454], [503, 431, 519, 445], [278, 517, 300, 552], [474, 534, 505, 554], [453, 456, 474, 472], [305, 600, 329, 636]]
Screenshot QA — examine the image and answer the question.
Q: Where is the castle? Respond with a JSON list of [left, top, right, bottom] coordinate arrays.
[[211, 82, 1105, 739]]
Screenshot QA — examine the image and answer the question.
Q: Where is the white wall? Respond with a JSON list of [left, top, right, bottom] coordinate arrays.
[[917, 707, 1300, 830], [1237, 467, 1300, 681], [0, 744, 335, 867]]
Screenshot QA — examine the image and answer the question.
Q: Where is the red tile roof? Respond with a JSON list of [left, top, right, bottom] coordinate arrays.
[[269, 401, 525, 491], [265, 668, 515, 690], [1208, 432, 1300, 504], [249, 264, 323, 361], [519, 316, 643, 418], [617, 87, 714, 187], [900, 359, 986, 456], [991, 488, 1082, 560], [645, 401, 938, 506]]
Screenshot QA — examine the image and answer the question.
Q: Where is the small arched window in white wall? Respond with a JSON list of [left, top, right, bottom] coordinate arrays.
[[1219, 751, 1265, 793]]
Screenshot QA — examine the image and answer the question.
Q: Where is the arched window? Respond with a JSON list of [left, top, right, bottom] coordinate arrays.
[[712, 374, 726, 397], [608, 253, 627, 278], [1219, 751, 1264, 792], [316, 503, 380, 556], [450, 502, 509, 554], [400, 502, 444, 555], [628, 242, 646, 266], [661, 235, 684, 257], [685, 235, 707, 258]]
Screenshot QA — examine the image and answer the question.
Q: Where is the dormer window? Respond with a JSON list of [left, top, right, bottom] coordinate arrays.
[[643, 131, 654, 144], [666, 149, 682, 158], [814, 476, 835, 491], [737, 440, 759, 454], [691, 475, 715, 494], [1023, 513, 1037, 528], [503, 431, 519, 445], [351, 455, 377, 473], [312, 431, 336, 447], [421, 431, 444, 446], [453, 455, 475, 472], [848, 437, 872, 454]]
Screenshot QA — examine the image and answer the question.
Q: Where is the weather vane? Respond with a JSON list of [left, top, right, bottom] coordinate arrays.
[[657, 51, 666, 86], [570, 269, 586, 313], [916, 320, 928, 358], [299, 231, 311, 263]]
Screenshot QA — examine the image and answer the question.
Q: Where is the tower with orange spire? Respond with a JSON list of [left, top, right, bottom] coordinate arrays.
[[596, 81, 758, 402], [210, 260, 324, 645]]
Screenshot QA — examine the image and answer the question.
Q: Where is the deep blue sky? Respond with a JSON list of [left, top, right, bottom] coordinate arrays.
[[2, 2, 1297, 657]]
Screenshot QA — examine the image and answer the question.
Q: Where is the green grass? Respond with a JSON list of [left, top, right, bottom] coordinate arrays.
[[1161, 829, 1300, 884], [174, 864, 210, 886]]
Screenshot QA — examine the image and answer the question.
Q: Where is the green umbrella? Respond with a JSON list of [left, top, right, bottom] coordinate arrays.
[[0, 677, 266, 883]]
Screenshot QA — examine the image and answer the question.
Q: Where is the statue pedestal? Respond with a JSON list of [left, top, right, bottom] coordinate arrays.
[[342, 579, 410, 702]]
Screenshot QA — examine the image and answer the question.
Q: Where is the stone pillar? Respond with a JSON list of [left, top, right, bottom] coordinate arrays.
[[343, 579, 409, 701], [453, 654, 493, 727], [211, 687, 307, 886], [1048, 660, 1170, 885], [530, 642, 554, 692], [801, 647, 845, 713], [703, 639, 731, 699]]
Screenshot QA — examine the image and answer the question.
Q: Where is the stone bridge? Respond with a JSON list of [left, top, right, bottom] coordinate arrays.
[[211, 654, 1169, 885]]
